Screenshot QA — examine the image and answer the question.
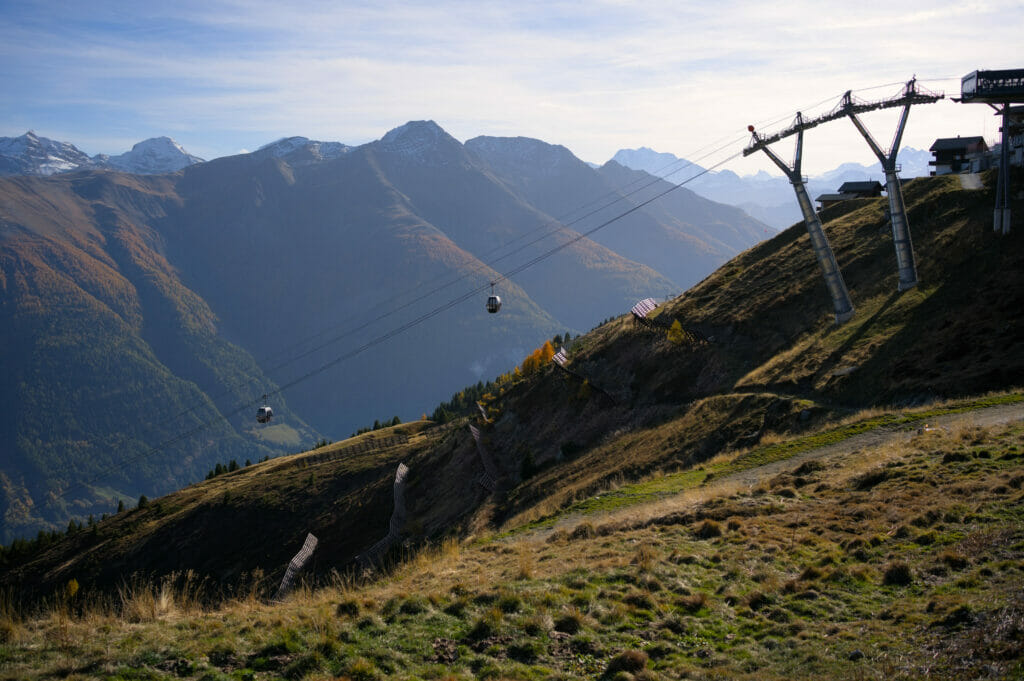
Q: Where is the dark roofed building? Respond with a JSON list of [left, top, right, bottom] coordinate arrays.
[[837, 181, 883, 196], [929, 136, 989, 175], [815, 192, 857, 210], [816, 180, 885, 210]]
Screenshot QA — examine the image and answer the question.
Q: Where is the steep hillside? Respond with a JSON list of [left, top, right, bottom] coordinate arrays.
[[2, 170, 1020, 603], [0, 172, 314, 543], [466, 136, 767, 291], [161, 144, 566, 437]]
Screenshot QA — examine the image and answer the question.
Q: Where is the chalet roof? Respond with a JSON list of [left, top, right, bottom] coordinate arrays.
[[930, 136, 987, 152], [837, 181, 883, 194], [815, 192, 859, 203]]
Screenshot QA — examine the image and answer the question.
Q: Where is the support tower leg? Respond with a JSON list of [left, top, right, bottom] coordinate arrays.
[[792, 181, 856, 324], [885, 170, 918, 290], [754, 126, 854, 324], [847, 101, 918, 290], [995, 104, 1012, 235]]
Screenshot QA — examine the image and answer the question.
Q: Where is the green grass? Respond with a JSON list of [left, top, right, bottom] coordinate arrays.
[[2, 415, 1022, 680], [507, 391, 1024, 535]]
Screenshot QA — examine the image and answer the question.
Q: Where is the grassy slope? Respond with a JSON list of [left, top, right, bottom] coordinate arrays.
[[0, 172, 1022, 678], [1, 411, 1021, 680]]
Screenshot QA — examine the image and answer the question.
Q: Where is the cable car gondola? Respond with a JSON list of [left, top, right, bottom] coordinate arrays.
[[486, 282, 502, 314], [257, 395, 273, 424]]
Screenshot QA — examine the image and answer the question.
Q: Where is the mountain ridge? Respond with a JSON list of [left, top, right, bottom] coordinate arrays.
[[0, 131, 206, 176]]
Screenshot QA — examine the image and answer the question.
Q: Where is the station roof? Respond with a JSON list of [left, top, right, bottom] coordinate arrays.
[[961, 69, 1024, 104], [930, 137, 987, 152], [837, 181, 883, 194]]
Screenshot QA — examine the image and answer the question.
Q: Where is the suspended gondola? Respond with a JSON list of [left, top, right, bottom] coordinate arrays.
[[486, 282, 502, 314], [257, 394, 274, 424]]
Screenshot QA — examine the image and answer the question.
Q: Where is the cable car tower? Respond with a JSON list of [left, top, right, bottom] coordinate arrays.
[[745, 116, 855, 324], [744, 78, 943, 315]]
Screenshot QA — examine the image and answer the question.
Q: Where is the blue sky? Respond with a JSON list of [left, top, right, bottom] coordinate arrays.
[[1, 0, 1021, 175]]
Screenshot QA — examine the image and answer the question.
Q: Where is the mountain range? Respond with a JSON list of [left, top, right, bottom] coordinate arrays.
[[0, 120, 768, 542], [0, 131, 204, 176], [3, 131, 938, 231], [612, 145, 934, 228]]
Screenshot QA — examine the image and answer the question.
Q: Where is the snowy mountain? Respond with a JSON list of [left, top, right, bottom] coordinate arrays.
[[377, 120, 459, 164], [253, 136, 351, 165], [0, 131, 94, 176], [610, 146, 705, 179], [0, 132, 204, 176], [93, 136, 204, 174], [465, 135, 580, 176], [611, 146, 933, 229]]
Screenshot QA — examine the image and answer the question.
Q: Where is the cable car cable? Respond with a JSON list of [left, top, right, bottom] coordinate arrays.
[[54, 146, 744, 502]]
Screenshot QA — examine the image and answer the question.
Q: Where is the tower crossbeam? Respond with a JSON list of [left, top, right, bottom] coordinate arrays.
[[744, 79, 943, 157]]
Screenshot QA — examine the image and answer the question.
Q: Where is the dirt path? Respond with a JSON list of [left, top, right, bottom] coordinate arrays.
[[519, 402, 1024, 539], [724, 402, 1024, 488]]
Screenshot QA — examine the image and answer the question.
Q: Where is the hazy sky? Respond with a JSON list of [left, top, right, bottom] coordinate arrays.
[[1, 0, 1021, 175]]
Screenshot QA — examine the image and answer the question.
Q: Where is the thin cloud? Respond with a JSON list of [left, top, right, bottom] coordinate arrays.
[[1, 0, 1020, 172]]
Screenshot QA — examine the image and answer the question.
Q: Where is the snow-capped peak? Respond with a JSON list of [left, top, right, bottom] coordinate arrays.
[[254, 136, 351, 164], [98, 137, 204, 174], [466, 136, 578, 175], [0, 131, 94, 176]]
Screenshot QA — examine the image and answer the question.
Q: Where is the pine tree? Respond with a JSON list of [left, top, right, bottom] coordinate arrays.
[[667, 319, 686, 345]]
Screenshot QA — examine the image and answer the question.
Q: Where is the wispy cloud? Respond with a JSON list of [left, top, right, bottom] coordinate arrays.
[[1, 0, 1020, 172]]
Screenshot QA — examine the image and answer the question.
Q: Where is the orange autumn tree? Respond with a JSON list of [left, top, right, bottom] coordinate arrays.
[[521, 340, 556, 375]]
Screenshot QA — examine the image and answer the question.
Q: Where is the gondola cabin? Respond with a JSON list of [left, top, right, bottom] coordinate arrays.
[[486, 282, 502, 313], [257, 405, 273, 424]]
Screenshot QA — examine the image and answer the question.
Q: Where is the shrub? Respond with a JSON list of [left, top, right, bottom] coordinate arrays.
[[554, 608, 585, 634], [570, 523, 596, 540], [800, 565, 824, 581], [345, 657, 380, 681], [497, 591, 522, 613], [940, 551, 970, 570], [695, 520, 722, 539], [570, 633, 602, 655], [606, 649, 648, 674], [508, 639, 544, 662], [746, 591, 771, 611], [399, 595, 431, 615], [624, 591, 655, 610], [677, 592, 709, 613], [882, 562, 914, 586]]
